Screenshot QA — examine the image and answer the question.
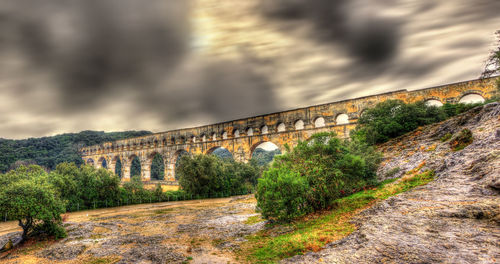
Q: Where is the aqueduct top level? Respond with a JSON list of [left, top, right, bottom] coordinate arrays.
[[81, 77, 498, 181]]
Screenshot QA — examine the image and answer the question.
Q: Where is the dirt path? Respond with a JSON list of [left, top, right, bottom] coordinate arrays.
[[0, 195, 264, 264]]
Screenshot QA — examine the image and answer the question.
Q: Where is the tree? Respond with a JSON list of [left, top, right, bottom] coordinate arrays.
[[0, 165, 66, 240], [481, 30, 500, 94]]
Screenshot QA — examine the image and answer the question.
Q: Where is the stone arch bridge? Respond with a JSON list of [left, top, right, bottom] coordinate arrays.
[[81, 77, 498, 182]]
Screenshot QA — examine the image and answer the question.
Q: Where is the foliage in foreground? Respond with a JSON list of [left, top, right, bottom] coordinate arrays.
[[242, 170, 435, 263], [256, 132, 382, 222], [177, 154, 261, 196], [351, 100, 483, 145], [0, 166, 66, 240]]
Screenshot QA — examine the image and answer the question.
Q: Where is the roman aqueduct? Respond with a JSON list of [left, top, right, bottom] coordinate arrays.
[[81, 77, 498, 182]]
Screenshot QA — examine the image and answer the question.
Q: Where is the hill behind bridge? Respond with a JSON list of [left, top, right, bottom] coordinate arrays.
[[0, 130, 152, 173]]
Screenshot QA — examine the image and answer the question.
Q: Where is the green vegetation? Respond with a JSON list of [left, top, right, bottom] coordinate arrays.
[[150, 154, 165, 180], [251, 148, 282, 166], [256, 132, 381, 222], [440, 133, 453, 142], [241, 170, 435, 263], [177, 154, 260, 197], [351, 100, 483, 145], [0, 166, 66, 241], [0, 130, 151, 173], [450, 129, 473, 151]]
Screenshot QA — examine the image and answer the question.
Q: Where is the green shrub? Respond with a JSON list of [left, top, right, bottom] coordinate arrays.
[[0, 165, 66, 240], [450, 129, 473, 151], [256, 132, 381, 222], [256, 168, 310, 221]]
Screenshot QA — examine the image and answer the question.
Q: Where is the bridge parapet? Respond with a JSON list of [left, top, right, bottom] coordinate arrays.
[[81, 77, 498, 181]]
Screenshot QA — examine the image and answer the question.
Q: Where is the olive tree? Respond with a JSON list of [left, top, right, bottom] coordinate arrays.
[[0, 165, 66, 240]]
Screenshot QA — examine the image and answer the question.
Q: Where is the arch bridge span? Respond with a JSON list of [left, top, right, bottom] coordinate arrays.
[[80, 77, 498, 182]]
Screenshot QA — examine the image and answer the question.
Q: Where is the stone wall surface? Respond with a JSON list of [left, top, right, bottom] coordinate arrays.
[[81, 77, 498, 181]]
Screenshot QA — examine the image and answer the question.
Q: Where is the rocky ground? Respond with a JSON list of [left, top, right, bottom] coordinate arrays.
[[0, 196, 264, 264], [284, 103, 500, 263]]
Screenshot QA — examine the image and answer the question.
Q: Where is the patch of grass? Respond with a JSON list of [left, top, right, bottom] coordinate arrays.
[[426, 144, 437, 152], [383, 167, 400, 179], [245, 215, 265, 225], [153, 208, 174, 215], [450, 129, 473, 151], [83, 256, 120, 264], [16, 240, 52, 255], [239, 170, 435, 263], [440, 133, 453, 142]]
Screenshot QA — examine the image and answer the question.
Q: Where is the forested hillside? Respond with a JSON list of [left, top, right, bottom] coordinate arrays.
[[0, 130, 151, 172]]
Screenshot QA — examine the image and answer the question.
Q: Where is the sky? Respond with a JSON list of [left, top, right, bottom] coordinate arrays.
[[0, 0, 499, 139]]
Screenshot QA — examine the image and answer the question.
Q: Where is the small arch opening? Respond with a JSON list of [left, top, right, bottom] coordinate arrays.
[[314, 117, 326, 128], [234, 129, 240, 138], [222, 131, 228, 139], [336, 114, 349, 125], [202, 134, 207, 142], [425, 99, 443, 107], [295, 120, 304, 130], [261, 125, 269, 134], [459, 94, 485, 104], [247, 128, 254, 136], [277, 123, 286, 132], [212, 133, 217, 141], [87, 158, 95, 166]]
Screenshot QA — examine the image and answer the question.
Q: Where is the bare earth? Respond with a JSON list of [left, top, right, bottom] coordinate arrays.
[[0, 196, 264, 264]]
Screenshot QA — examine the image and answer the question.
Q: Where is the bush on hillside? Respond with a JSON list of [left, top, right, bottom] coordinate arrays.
[[0, 165, 66, 240], [256, 168, 310, 221], [256, 132, 381, 222], [351, 100, 487, 145], [351, 100, 447, 145], [177, 154, 260, 196]]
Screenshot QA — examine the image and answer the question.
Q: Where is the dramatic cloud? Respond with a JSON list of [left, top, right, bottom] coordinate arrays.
[[0, 0, 498, 139], [260, 0, 401, 64]]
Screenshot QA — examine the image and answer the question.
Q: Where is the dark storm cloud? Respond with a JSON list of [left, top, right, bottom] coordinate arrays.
[[260, 0, 401, 64], [0, 0, 189, 110], [0, 0, 279, 138]]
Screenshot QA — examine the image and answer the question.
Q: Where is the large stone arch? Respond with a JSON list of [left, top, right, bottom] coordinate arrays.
[[248, 140, 283, 161], [86, 158, 95, 166], [112, 155, 123, 178], [165, 149, 189, 181], [148, 151, 166, 181], [97, 157, 107, 169]]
